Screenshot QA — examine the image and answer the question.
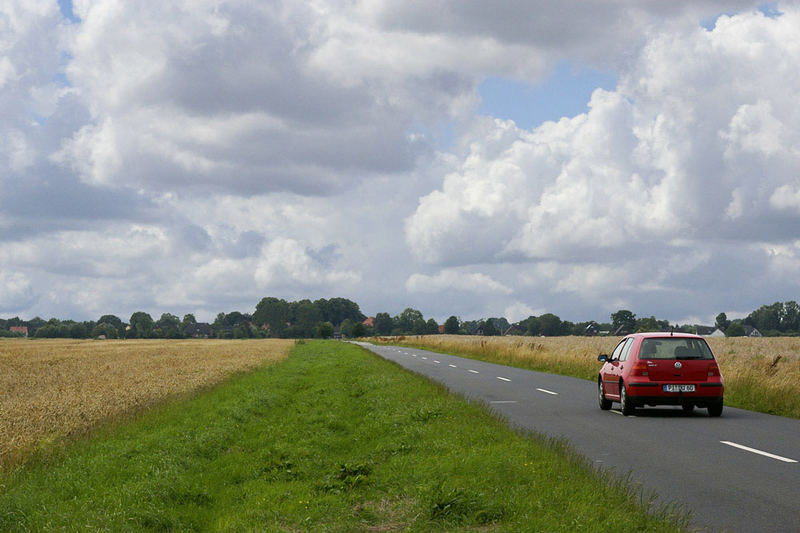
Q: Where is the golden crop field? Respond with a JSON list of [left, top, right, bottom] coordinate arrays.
[[0, 338, 292, 467], [376, 335, 800, 418]]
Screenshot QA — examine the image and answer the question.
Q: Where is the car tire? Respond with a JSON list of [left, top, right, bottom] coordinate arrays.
[[620, 383, 635, 416], [598, 379, 612, 410], [707, 400, 723, 417]]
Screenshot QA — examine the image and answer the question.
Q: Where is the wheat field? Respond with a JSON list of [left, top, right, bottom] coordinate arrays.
[[376, 335, 800, 418], [0, 338, 292, 467]]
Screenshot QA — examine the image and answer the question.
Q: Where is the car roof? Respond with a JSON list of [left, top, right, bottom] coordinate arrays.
[[624, 332, 704, 340]]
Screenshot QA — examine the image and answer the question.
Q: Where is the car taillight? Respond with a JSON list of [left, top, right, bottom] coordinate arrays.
[[708, 362, 720, 377], [632, 361, 649, 376]]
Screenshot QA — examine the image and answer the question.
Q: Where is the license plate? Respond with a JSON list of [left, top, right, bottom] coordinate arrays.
[[663, 384, 695, 393]]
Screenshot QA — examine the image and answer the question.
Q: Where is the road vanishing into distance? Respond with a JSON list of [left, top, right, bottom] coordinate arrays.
[[355, 342, 800, 533]]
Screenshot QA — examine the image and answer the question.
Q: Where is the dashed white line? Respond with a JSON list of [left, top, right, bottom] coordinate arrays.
[[720, 441, 798, 463], [421, 357, 427, 360], [434, 360, 441, 364], [449, 364, 457, 368], [536, 388, 558, 395], [468, 369, 479, 374], [496, 376, 511, 382]]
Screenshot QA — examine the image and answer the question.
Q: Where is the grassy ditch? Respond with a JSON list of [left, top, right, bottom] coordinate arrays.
[[372, 335, 800, 419], [0, 341, 687, 531]]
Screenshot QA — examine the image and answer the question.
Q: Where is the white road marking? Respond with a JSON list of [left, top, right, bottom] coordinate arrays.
[[421, 357, 427, 360], [434, 360, 441, 364], [449, 364, 457, 368], [468, 369, 479, 374], [536, 388, 558, 395], [610, 410, 624, 416], [490, 400, 517, 404], [720, 441, 798, 463], [411, 354, 417, 357], [497, 376, 511, 382]]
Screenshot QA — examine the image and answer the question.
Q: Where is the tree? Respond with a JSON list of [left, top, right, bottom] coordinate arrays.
[[397, 308, 424, 333], [782, 301, 800, 332], [715, 312, 731, 331], [482, 319, 498, 336], [611, 310, 636, 334], [444, 316, 460, 334], [425, 318, 439, 334], [725, 322, 746, 337], [635, 316, 662, 332], [129, 312, 155, 338], [316, 321, 334, 339], [340, 318, 354, 338], [745, 302, 782, 334], [351, 322, 367, 338], [97, 314, 123, 328], [374, 313, 393, 335], [294, 300, 322, 337], [538, 313, 564, 336], [253, 297, 290, 337]]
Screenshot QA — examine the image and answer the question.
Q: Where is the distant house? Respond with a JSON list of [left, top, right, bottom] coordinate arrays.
[[438, 324, 445, 334], [362, 317, 375, 328], [503, 324, 525, 336], [184, 323, 213, 339], [10, 326, 28, 337], [695, 325, 725, 337], [584, 323, 599, 336], [743, 325, 762, 337]]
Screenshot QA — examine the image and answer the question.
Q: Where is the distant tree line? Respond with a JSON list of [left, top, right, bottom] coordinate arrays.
[[2, 299, 800, 339]]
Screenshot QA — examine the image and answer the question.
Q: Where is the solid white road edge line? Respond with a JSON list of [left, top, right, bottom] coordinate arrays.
[[468, 369, 479, 374], [489, 400, 518, 404], [720, 441, 798, 463], [497, 376, 511, 382], [536, 388, 558, 395]]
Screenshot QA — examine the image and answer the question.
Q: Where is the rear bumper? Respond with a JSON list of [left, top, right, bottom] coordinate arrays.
[[627, 381, 723, 406]]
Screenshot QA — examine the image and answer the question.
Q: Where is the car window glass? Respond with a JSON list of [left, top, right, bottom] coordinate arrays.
[[610, 339, 627, 361], [639, 338, 715, 360], [619, 338, 634, 362]]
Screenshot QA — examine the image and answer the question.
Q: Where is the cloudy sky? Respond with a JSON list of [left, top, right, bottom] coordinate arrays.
[[3, 0, 800, 326]]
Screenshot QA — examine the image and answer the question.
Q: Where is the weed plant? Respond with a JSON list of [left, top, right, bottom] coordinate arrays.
[[0, 341, 688, 531]]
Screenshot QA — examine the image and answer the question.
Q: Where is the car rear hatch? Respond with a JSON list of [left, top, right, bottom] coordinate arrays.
[[644, 358, 711, 382], [638, 337, 718, 383]]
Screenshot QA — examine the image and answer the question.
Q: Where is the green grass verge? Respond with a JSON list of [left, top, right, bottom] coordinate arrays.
[[0, 341, 688, 531]]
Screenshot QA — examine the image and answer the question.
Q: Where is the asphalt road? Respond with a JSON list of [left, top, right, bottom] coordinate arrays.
[[356, 342, 800, 533]]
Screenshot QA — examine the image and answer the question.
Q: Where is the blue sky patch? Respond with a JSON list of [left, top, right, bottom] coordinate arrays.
[[477, 62, 617, 130]]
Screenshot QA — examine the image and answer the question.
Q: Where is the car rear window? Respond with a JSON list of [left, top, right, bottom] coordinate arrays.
[[638, 338, 715, 360]]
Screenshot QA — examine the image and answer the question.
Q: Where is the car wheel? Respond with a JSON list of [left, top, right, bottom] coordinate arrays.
[[620, 383, 635, 416], [707, 400, 723, 417], [598, 379, 612, 410]]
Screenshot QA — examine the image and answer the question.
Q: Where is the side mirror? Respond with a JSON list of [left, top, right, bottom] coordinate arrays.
[[597, 353, 609, 362]]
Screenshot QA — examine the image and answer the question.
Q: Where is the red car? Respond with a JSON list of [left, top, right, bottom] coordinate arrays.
[[597, 332, 724, 416]]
